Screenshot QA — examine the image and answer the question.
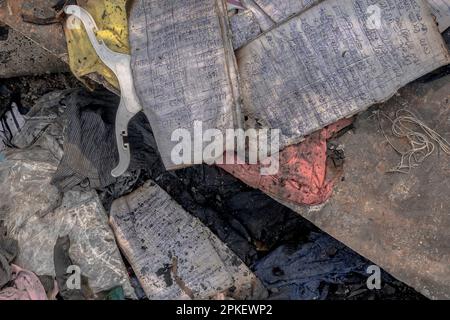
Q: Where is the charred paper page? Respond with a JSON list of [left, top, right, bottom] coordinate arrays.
[[110, 180, 267, 300], [230, 0, 322, 49], [230, 0, 448, 50], [427, 0, 450, 32], [237, 0, 450, 149], [251, 0, 322, 23], [129, 0, 241, 170]]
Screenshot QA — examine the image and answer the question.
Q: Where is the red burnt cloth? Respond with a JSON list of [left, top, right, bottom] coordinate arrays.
[[219, 118, 352, 206]]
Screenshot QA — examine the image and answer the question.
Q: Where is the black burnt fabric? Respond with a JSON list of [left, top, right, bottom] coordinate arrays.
[[51, 89, 119, 191], [51, 89, 158, 192]]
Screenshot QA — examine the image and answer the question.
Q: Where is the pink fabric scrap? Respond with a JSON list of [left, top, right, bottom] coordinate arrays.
[[0, 264, 49, 300]]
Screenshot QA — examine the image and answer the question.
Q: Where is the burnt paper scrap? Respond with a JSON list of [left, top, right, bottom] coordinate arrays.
[[110, 180, 267, 300], [427, 0, 450, 32], [237, 0, 450, 149], [252, 0, 322, 23], [230, 0, 322, 49], [129, 0, 242, 170], [230, 9, 263, 49], [230, 1, 448, 50]]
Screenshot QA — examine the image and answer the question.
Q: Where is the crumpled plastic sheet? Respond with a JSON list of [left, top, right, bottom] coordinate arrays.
[[0, 148, 135, 298], [0, 265, 48, 300], [254, 232, 369, 300], [0, 91, 135, 298], [11, 89, 70, 156], [219, 118, 353, 205], [0, 236, 19, 288]]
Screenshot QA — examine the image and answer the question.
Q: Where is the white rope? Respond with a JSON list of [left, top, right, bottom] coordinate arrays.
[[377, 108, 450, 174]]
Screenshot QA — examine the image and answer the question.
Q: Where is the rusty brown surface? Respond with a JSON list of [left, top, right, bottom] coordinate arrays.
[[21, 0, 61, 25], [280, 75, 450, 299], [0, 0, 117, 91], [0, 0, 67, 60], [0, 27, 68, 78]]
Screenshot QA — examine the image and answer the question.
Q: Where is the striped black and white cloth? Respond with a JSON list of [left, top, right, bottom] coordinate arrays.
[[51, 88, 161, 192], [0, 103, 25, 153]]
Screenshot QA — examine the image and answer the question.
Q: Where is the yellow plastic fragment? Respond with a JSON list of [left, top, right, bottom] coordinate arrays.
[[64, 0, 130, 89]]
